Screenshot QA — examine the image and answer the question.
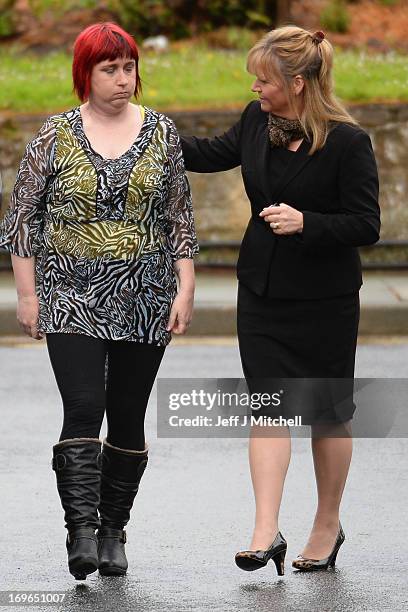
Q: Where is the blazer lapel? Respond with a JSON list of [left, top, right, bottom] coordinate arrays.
[[256, 119, 273, 202]]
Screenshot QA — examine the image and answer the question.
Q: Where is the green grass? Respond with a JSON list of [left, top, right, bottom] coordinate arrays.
[[0, 45, 407, 113], [334, 50, 408, 103]]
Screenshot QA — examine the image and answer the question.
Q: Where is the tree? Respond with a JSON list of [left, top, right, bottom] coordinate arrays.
[[276, 0, 293, 25]]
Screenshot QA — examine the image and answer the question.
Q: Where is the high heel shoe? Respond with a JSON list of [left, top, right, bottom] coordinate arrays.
[[235, 531, 287, 575], [292, 522, 345, 571]]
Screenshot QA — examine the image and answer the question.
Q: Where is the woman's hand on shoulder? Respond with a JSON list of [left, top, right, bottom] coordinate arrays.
[[16, 295, 44, 340], [259, 203, 304, 235], [166, 289, 194, 335]]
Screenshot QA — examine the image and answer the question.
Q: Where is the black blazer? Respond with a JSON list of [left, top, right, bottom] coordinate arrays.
[[180, 100, 380, 299]]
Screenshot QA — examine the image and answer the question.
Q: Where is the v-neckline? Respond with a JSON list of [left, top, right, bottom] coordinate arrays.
[[76, 105, 147, 162]]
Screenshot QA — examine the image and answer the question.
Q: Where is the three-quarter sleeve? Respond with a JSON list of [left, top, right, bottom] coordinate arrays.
[[301, 130, 381, 247], [0, 118, 56, 257], [165, 121, 199, 260], [180, 100, 255, 173]]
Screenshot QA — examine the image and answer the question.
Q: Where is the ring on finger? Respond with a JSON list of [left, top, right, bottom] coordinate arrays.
[[271, 222, 280, 229]]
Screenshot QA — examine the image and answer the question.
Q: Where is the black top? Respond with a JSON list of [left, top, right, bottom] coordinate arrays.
[[181, 100, 381, 299], [271, 146, 295, 178]]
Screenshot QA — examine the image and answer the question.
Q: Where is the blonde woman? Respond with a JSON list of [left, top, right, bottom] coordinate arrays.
[[181, 27, 380, 574]]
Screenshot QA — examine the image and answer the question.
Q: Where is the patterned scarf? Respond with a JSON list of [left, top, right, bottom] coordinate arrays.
[[267, 113, 305, 148]]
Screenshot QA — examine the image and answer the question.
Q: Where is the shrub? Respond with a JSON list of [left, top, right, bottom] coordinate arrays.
[[108, 0, 275, 39], [320, 0, 351, 33], [28, 0, 97, 17], [0, 0, 17, 37]]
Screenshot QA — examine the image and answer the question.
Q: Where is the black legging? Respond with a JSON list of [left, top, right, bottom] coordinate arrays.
[[46, 333, 165, 450]]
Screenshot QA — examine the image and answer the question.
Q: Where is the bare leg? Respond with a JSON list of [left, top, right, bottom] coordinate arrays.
[[300, 421, 352, 559], [248, 425, 291, 550]]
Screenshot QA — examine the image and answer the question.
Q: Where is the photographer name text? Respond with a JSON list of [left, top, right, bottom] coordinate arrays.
[[168, 415, 302, 427]]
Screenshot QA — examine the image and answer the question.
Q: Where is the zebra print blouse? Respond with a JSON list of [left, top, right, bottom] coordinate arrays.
[[0, 105, 199, 345]]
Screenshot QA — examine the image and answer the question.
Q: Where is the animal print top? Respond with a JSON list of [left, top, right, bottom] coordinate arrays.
[[0, 106, 199, 345]]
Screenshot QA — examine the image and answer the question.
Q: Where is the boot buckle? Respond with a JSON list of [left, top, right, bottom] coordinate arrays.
[[51, 454, 66, 471]]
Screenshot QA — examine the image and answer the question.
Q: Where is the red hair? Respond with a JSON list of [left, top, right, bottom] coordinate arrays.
[[72, 22, 142, 102]]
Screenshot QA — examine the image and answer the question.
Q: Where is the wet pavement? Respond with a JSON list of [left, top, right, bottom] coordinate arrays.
[[0, 339, 407, 612]]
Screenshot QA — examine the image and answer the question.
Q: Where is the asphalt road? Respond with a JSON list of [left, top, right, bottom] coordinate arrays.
[[0, 339, 407, 612]]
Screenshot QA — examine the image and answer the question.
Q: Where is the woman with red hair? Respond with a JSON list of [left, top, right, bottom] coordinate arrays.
[[0, 22, 198, 580]]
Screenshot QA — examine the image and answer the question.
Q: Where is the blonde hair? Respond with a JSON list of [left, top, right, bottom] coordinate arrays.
[[247, 26, 358, 155]]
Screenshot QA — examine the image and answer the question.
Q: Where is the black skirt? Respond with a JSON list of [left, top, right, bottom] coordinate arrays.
[[237, 282, 360, 424]]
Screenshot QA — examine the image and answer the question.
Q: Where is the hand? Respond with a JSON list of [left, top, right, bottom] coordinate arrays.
[[16, 295, 44, 340], [166, 290, 194, 335], [259, 203, 303, 235]]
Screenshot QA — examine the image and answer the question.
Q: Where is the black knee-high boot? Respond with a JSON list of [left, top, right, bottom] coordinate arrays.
[[51, 438, 102, 580], [97, 438, 148, 576]]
